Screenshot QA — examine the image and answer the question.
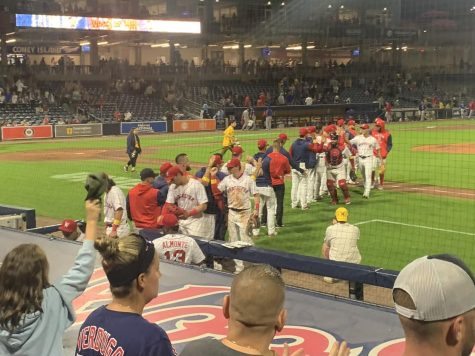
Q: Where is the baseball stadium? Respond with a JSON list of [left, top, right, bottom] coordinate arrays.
[[1, 0, 475, 355]]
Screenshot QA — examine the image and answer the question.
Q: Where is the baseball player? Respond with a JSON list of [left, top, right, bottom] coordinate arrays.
[[305, 126, 318, 203], [314, 126, 329, 201], [217, 158, 260, 245], [124, 128, 141, 172], [163, 166, 211, 239], [350, 124, 382, 198], [345, 120, 358, 184], [264, 105, 273, 130], [253, 139, 277, 237], [154, 214, 206, 265], [221, 119, 237, 155], [323, 132, 352, 205], [221, 146, 256, 176], [104, 177, 130, 237], [241, 107, 250, 130], [289, 127, 322, 210], [371, 118, 392, 190]]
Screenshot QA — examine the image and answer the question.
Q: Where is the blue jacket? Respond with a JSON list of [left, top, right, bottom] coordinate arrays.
[[0, 241, 96, 356], [152, 176, 169, 206], [254, 152, 271, 187], [127, 133, 141, 154], [305, 137, 318, 169], [290, 138, 311, 169]]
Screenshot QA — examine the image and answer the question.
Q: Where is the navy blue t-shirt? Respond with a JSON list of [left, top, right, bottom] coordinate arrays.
[[76, 305, 176, 356]]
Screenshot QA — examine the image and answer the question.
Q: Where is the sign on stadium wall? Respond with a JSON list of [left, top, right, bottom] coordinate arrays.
[[7, 45, 81, 55], [173, 119, 216, 133], [1, 125, 53, 141], [120, 121, 167, 134], [55, 123, 103, 138]]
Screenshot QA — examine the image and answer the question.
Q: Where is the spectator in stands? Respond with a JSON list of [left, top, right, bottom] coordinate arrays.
[[393, 254, 475, 356], [163, 166, 211, 239], [180, 264, 350, 356], [195, 154, 228, 240], [153, 214, 205, 265], [127, 168, 162, 230], [58, 219, 85, 241], [153, 162, 173, 206], [0, 200, 100, 355], [75, 233, 176, 356], [322, 207, 361, 283]]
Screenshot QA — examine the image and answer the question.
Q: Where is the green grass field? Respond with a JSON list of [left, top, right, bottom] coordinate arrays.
[[1, 119, 474, 271]]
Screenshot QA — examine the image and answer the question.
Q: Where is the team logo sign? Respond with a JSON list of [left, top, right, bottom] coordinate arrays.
[[24, 128, 34, 137]]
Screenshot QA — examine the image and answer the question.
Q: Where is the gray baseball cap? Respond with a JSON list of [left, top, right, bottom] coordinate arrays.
[[393, 254, 475, 321]]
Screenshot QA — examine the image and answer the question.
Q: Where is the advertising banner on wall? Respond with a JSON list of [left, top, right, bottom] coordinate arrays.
[[120, 121, 167, 134], [8, 45, 81, 55], [55, 123, 103, 138], [1, 125, 53, 141], [173, 119, 216, 132]]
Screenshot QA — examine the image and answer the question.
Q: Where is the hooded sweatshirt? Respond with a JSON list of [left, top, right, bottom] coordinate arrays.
[[128, 182, 161, 228], [0, 240, 96, 356]]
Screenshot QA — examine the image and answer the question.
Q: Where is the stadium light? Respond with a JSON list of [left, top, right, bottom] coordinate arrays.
[[267, 1, 271, 5], [340, 5, 344, 9], [244, 44, 252, 48], [383, 7, 387, 11], [281, 1, 285, 6], [6, 32, 15, 36], [151, 43, 170, 48], [307, 45, 315, 49], [328, 4, 332, 8], [80, 41, 90, 46], [5, 38, 16, 43], [97, 41, 108, 45]]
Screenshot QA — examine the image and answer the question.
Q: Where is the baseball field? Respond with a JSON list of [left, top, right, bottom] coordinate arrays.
[[1, 119, 474, 272]]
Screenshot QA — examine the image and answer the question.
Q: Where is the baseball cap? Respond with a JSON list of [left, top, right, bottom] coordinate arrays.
[[307, 126, 316, 133], [140, 168, 158, 181], [337, 119, 345, 127], [212, 154, 223, 166], [159, 162, 173, 175], [299, 127, 308, 137], [324, 124, 337, 133], [257, 139, 268, 149], [348, 120, 356, 126], [161, 214, 178, 227], [227, 158, 241, 169], [278, 133, 288, 141], [59, 219, 77, 234], [166, 166, 184, 181], [335, 207, 348, 222], [360, 123, 369, 130], [393, 254, 475, 321], [231, 146, 244, 155]]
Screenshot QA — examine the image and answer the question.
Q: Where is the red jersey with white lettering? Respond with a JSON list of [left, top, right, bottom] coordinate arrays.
[[154, 234, 205, 264]]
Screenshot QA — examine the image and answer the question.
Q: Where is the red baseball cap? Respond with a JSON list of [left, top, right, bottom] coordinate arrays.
[[59, 219, 77, 234], [360, 124, 370, 129], [299, 127, 308, 137], [337, 119, 345, 127], [159, 162, 173, 174], [257, 139, 268, 149], [161, 214, 178, 227], [307, 126, 316, 133], [348, 120, 356, 126], [278, 133, 288, 141], [166, 165, 184, 181], [324, 124, 337, 133], [231, 146, 244, 155], [212, 154, 223, 166], [227, 158, 241, 169]]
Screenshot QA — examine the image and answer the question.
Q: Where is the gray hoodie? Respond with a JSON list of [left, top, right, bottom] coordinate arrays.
[[0, 240, 96, 356]]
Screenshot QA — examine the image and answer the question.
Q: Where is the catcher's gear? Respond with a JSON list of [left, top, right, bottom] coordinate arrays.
[[246, 214, 260, 237], [349, 170, 357, 182]]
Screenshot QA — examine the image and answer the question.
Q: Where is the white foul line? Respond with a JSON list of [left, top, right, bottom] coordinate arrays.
[[354, 219, 475, 236]]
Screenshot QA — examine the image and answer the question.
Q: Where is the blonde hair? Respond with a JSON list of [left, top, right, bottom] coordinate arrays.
[[0, 244, 50, 332], [94, 235, 144, 298]]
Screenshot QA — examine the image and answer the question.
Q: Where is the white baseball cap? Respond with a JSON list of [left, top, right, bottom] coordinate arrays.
[[393, 254, 475, 321]]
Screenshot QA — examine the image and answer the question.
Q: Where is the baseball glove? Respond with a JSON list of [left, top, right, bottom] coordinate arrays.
[[246, 214, 260, 237], [349, 170, 358, 182]]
